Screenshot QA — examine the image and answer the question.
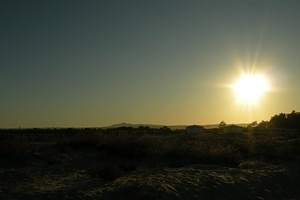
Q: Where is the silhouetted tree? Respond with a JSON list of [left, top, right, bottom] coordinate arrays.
[[248, 121, 258, 129], [286, 110, 300, 129], [256, 120, 269, 130], [269, 111, 300, 129], [218, 121, 226, 128], [269, 113, 287, 128], [218, 121, 226, 133]]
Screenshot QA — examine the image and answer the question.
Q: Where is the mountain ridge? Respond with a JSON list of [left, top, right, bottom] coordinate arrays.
[[105, 123, 250, 130]]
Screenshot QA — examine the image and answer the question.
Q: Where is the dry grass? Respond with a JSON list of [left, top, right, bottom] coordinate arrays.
[[0, 128, 299, 169], [1, 128, 300, 199]]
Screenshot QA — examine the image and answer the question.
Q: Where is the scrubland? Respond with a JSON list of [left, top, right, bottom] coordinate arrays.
[[0, 127, 299, 199]]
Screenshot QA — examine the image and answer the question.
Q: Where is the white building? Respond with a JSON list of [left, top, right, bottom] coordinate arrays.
[[186, 125, 205, 134]]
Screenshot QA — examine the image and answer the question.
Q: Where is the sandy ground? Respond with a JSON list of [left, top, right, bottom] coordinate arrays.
[[1, 156, 299, 200]]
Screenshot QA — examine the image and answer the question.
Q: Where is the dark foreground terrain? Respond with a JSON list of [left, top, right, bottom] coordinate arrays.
[[1, 127, 299, 199]]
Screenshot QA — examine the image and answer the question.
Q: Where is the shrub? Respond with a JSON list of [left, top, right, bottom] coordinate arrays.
[[58, 134, 101, 150]]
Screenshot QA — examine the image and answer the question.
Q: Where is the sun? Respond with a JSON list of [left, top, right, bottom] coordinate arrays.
[[232, 73, 270, 106]]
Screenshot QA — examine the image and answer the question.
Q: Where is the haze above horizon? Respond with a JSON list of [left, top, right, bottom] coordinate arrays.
[[1, 1, 300, 128]]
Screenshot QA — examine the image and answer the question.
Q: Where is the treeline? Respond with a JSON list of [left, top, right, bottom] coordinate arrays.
[[254, 110, 300, 130], [269, 111, 300, 129]]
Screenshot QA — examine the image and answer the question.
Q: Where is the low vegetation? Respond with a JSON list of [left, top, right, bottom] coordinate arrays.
[[0, 112, 300, 199], [1, 126, 299, 169], [0, 112, 299, 182]]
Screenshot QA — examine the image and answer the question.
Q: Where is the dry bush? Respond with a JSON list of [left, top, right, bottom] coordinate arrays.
[[57, 134, 102, 150], [97, 134, 162, 157], [1, 128, 299, 169]]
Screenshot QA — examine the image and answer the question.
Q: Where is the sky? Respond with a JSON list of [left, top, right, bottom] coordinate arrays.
[[1, 0, 300, 128]]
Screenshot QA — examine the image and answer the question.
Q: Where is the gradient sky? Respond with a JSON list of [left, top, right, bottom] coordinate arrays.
[[1, 0, 300, 128]]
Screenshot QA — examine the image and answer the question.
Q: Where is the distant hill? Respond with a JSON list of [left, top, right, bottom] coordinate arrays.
[[105, 123, 250, 130], [105, 123, 166, 129]]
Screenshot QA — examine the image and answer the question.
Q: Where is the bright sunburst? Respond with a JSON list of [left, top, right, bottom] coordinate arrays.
[[232, 73, 270, 106]]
